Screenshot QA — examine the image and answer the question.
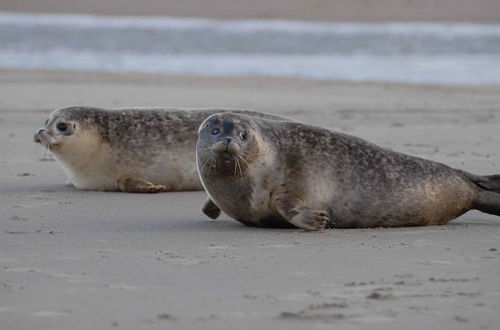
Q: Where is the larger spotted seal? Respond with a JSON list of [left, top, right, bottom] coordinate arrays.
[[197, 113, 500, 230], [34, 106, 288, 192]]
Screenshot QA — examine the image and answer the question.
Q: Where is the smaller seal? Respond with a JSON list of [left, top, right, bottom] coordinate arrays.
[[197, 113, 500, 230], [34, 106, 288, 192]]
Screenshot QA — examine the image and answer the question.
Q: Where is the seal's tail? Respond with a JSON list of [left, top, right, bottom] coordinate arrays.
[[468, 174, 500, 215]]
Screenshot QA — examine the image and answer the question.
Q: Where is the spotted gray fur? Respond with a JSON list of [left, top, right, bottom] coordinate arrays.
[[34, 106, 288, 192], [197, 113, 500, 230]]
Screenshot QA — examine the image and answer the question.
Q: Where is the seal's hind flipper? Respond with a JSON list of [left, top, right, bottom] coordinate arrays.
[[462, 171, 500, 192], [476, 174, 500, 192], [462, 172, 500, 215], [116, 177, 171, 193], [464, 171, 500, 215], [202, 198, 221, 219], [473, 190, 500, 216]]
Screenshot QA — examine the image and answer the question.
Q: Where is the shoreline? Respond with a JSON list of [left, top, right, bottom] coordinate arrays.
[[2, 67, 500, 93], [1, 0, 500, 23]]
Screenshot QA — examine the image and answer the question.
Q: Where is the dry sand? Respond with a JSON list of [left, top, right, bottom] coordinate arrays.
[[1, 68, 500, 329], [2, 0, 500, 23]]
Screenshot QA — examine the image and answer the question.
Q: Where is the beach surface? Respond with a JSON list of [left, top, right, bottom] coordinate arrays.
[[2, 0, 500, 23], [1, 68, 500, 329]]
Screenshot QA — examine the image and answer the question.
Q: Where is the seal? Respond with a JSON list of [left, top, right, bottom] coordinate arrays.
[[197, 113, 500, 230], [34, 106, 288, 192]]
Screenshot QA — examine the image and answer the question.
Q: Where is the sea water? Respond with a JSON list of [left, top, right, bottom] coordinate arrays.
[[1, 12, 499, 85]]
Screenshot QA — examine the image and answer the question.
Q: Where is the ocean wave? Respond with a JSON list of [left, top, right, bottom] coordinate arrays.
[[2, 11, 500, 36], [1, 12, 499, 85]]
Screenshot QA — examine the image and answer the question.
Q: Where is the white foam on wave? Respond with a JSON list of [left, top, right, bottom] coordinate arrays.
[[0, 49, 499, 85], [1, 12, 500, 85]]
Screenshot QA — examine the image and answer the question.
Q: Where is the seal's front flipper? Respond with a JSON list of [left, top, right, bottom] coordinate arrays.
[[276, 202, 329, 231], [116, 177, 170, 193], [202, 198, 221, 219], [273, 186, 328, 231], [287, 206, 329, 231]]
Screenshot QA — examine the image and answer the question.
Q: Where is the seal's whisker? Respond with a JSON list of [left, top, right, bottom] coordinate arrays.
[[236, 156, 243, 180], [200, 158, 209, 174], [213, 155, 218, 173], [39, 147, 53, 161], [200, 153, 213, 173], [233, 156, 238, 178], [238, 154, 249, 168], [207, 156, 213, 174], [45, 148, 53, 158], [210, 154, 216, 174], [234, 156, 238, 178], [209, 154, 216, 174]]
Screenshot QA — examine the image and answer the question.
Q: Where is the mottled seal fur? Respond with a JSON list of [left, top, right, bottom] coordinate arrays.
[[34, 106, 288, 192], [197, 113, 500, 230]]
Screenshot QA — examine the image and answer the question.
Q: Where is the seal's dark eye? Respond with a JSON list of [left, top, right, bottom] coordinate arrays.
[[57, 123, 68, 132], [212, 128, 220, 135], [44, 119, 49, 126], [239, 131, 248, 141]]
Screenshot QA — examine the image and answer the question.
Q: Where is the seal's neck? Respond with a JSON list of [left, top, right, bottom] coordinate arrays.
[[52, 132, 111, 178]]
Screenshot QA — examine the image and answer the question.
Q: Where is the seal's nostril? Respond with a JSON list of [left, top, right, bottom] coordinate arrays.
[[38, 128, 46, 134], [223, 137, 233, 151], [224, 137, 233, 144]]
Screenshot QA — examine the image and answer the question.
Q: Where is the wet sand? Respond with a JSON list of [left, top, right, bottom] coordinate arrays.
[[2, 0, 500, 23], [1, 68, 500, 329]]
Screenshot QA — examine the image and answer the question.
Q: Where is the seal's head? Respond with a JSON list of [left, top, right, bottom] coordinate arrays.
[[197, 113, 261, 179], [33, 110, 80, 152], [33, 107, 105, 160]]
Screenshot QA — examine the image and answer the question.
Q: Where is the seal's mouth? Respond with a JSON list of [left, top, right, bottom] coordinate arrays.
[[200, 150, 247, 179], [33, 132, 42, 143], [220, 151, 235, 166], [210, 138, 240, 155], [33, 130, 60, 150]]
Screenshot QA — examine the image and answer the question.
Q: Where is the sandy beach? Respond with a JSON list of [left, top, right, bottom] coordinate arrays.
[[2, 0, 500, 23], [0, 68, 500, 329]]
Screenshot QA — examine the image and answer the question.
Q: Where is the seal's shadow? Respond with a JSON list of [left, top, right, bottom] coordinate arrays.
[[126, 216, 299, 233], [127, 214, 500, 234]]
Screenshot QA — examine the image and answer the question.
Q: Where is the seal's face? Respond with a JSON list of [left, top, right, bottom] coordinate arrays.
[[197, 114, 260, 179], [33, 113, 78, 151]]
